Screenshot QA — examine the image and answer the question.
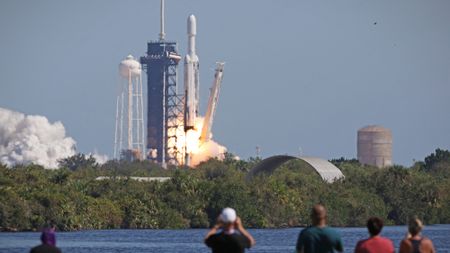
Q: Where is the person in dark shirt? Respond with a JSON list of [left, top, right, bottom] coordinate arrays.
[[204, 207, 255, 253], [296, 204, 343, 253], [30, 228, 62, 253]]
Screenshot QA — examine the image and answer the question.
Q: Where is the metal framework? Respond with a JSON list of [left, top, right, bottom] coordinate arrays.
[[165, 56, 185, 165], [140, 41, 184, 166]]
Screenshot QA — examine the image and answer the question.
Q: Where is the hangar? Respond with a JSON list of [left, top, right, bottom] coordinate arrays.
[[246, 155, 344, 183]]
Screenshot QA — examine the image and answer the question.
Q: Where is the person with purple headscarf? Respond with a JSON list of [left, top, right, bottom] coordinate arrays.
[[30, 228, 62, 253]]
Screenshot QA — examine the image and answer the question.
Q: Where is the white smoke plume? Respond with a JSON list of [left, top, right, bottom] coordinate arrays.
[[182, 117, 227, 167], [0, 107, 76, 168], [191, 138, 227, 167], [90, 151, 108, 165]]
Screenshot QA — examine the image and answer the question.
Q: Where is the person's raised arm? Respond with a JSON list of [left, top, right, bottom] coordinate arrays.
[[235, 217, 255, 247], [204, 217, 222, 243]]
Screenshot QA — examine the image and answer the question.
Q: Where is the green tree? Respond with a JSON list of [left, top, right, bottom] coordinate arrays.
[[58, 153, 98, 171]]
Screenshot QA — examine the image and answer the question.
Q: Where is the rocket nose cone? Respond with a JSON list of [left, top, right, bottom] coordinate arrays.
[[188, 14, 196, 24], [188, 14, 197, 35]]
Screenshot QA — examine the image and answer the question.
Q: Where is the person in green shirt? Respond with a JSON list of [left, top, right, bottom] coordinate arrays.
[[296, 204, 343, 253]]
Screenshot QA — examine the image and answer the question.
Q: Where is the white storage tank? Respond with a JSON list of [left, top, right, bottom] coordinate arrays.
[[357, 125, 392, 168]]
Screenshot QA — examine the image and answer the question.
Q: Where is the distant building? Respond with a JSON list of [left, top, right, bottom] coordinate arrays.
[[357, 125, 392, 168], [95, 176, 171, 183]]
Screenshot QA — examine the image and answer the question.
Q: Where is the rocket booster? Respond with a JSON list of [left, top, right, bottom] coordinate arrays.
[[184, 14, 200, 130], [200, 62, 224, 144]]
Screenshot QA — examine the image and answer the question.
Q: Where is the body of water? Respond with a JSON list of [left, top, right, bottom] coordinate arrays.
[[0, 225, 449, 253]]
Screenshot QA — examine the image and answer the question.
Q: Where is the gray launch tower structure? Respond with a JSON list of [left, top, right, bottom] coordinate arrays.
[[140, 0, 183, 165], [138, 0, 225, 167]]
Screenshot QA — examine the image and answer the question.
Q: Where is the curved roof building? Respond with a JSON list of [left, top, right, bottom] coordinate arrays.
[[246, 155, 344, 183]]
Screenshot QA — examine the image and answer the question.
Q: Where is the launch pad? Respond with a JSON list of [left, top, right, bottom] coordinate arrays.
[[120, 0, 225, 167]]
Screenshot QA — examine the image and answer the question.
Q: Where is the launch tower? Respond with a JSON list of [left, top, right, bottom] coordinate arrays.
[[140, 0, 183, 166], [136, 0, 225, 167]]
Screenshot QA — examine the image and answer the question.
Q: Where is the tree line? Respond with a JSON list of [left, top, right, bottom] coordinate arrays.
[[0, 149, 449, 231]]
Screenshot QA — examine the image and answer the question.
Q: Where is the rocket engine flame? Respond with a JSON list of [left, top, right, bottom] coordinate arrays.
[[185, 118, 204, 154], [167, 116, 226, 167], [186, 117, 227, 167]]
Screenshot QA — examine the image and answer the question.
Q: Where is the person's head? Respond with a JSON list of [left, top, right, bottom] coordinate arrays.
[[50, 221, 57, 231], [40, 228, 56, 246], [366, 217, 384, 236], [310, 204, 327, 226], [220, 207, 237, 230], [408, 216, 423, 236]]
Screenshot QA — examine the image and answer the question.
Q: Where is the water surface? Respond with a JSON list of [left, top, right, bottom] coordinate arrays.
[[0, 225, 449, 253]]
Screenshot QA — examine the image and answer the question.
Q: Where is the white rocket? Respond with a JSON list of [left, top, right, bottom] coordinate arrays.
[[183, 14, 225, 166], [184, 15, 200, 131]]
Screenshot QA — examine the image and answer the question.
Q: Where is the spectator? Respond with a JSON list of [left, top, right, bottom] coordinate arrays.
[[296, 204, 343, 253], [30, 228, 62, 253], [354, 217, 394, 253], [204, 207, 255, 253], [399, 217, 435, 253]]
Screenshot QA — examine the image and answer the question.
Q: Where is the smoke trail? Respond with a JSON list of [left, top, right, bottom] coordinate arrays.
[[0, 107, 76, 168]]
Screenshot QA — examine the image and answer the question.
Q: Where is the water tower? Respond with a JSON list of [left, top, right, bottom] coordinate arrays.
[[114, 55, 145, 161], [357, 125, 392, 168]]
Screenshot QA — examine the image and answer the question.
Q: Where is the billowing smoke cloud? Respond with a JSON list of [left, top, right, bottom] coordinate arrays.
[[183, 117, 227, 167], [191, 138, 227, 167], [0, 107, 76, 168], [90, 152, 108, 165]]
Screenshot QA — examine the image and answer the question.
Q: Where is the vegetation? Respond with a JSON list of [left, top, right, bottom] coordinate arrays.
[[0, 149, 449, 231]]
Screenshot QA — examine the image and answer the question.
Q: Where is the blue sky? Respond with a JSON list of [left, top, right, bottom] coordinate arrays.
[[1, 0, 449, 166]]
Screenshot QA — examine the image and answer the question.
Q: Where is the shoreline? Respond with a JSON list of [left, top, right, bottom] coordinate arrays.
[[3, 223, 450, 233]]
